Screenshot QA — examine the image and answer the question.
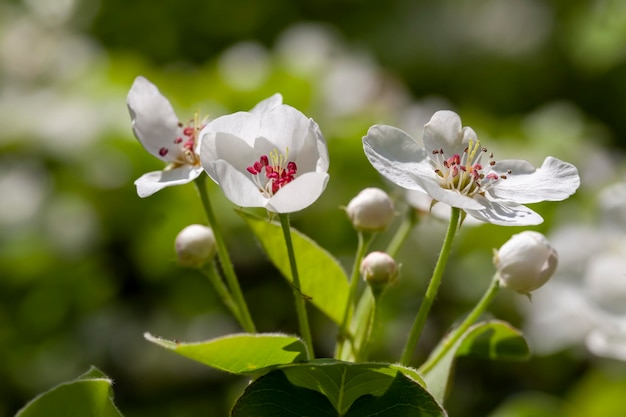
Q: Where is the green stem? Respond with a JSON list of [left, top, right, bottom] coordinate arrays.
[[348, 209, 421, 360], [194, 176, 256, 333], [279, 213, 314, 359], [419, 275, 500, 374], [360, 291, 383, 361], [200, 262, 243, 325], [335, 231, 374, 360], [400, 207, 461, 365]]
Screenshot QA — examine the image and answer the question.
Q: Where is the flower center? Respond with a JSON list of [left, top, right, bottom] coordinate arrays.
[[430, 140, 509, 197], [159, 113, 206, 167], [246, 149, 298, 197]]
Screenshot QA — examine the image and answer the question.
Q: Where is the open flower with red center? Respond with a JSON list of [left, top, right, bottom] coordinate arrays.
[[363, 110, 580, 225], [127, 76, 206, 197], [198, 95, 329, 213]]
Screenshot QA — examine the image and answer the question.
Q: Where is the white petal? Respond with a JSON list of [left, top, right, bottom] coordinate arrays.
[[250, 93, 283, 115], [207, 160, 268, 207], [418, 178, 486, 210], [199, 131, 257, 185], [265, 172, 330, 213], [311, 118, 330, 173], [465, 196, 544, 226], [491, 159, 536, 174], [134, 166, 203, 198], [490, 157, 580, 204], [127, 76, 182, 163], [258, 105, 311, 153], [200, 112, 261, 146], [362, 125, 430, 190], [422, 110, 469, 155]]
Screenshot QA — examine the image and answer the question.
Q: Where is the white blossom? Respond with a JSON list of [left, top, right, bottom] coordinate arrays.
[[127, 76, 204, 197], [363, 110, 580, 225], [199, 94, 329, 213]]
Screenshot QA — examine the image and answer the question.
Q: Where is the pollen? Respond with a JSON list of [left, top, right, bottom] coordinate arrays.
[[430, 140, 508, 196]]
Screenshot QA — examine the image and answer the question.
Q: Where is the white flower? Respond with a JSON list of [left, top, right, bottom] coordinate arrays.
[[494, 231, 558, 294], [587, 318, 626, 361], [199, 94, 329, 213], [362, 110, 580, 225], [127, 76, 205, 197], [346, 187, 395, 232]]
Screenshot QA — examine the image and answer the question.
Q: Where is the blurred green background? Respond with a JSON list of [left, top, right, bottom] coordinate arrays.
[[2, 0, 626, 415]]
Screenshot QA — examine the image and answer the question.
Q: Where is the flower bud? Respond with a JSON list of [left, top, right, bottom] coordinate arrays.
[[175, 224, 217, 268], [346, 188, 395, 232], [494, 231, 557, 294], [361, 251, 398, 295]]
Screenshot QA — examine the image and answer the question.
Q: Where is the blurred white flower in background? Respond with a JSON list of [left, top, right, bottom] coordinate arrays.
[[275, 22, 408, 120], [521, 181, 626, 361], [218, 41, 271, 91], [0, 159, 51, 232], [452, 0, 552, 57]]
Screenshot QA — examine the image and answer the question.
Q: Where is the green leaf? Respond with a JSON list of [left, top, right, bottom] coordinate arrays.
[[15, 367, 123, 417], [345, 372, 447, 417], [237, 210, 350, 324], [231, 360, 446, 417], [144, 332, 308, 374], [231, 370, 338, 417], [421, 320, 529, 404], [455, 320, 530, 360]]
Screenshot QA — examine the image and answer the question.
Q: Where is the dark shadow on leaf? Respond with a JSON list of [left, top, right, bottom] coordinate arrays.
[[346, 373, 445, 417], [231, 370, 337, 417]]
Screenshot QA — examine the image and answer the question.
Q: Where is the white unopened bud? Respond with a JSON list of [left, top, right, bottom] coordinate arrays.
[[175, 224, 217, 268], [361, 251, 398, 294], [346, 188, 395, 232], [494, 231, 557, 294]]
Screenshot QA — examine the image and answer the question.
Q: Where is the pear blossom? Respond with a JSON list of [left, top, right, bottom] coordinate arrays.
[[363, 110, 580, 225], [199, 94, 329, 213], [127, 76, 205, 197]]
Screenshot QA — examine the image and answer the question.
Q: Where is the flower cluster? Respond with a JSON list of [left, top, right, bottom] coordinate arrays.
[[127, 77, 329, 213], [30, 75, 586, 417]]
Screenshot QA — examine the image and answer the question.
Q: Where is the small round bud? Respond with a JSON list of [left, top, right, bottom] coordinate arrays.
[[361, 251, 398, 294], [494, 231, 557, 294], [175, 224, 217, 268], [346, 188, 395, 232]]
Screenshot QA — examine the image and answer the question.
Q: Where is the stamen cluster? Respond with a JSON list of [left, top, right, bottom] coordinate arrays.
[[159, 116, 205, 166], [431, 140, 509, 196], [247, 150, 298, 196]]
